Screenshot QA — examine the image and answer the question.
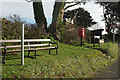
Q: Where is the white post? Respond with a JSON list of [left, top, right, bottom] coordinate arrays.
[[28, 42, 30, 49], [0, 19, 2, 79], [21, 24, 24, 65]]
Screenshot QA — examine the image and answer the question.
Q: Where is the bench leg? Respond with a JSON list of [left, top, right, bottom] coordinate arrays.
[[99, 43, 100, 46], [56, 49, 58, 55], [34, 50, 36, 59], [28, 51, 30, 57], [3, 54, 6, 64], [3, 46, 7, 64], [49, 49, 51, 54]]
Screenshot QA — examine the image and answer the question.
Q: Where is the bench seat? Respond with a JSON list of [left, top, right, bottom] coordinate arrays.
[[0, 44, 52, 49], [3, 47, 57, 53], [4, 49, 36, 53]]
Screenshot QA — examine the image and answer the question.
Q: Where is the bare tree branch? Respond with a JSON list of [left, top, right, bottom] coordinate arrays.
[[64, 2, 81, 10], [67, 11, 79, 25]]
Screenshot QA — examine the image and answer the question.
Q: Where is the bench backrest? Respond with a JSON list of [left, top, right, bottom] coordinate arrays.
[[0, 39, 51, 49]]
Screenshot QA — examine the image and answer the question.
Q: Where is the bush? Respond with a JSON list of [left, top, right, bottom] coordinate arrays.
[[1, 15, 49, 40], [100, 43, 118, 58], [60, 24, 91, 45], [103, 34, 120, 43]]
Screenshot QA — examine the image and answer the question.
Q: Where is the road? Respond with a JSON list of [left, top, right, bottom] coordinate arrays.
[[93, 43, 120, 79]]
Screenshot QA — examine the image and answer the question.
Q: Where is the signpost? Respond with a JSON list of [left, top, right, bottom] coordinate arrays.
[[111, 24, 117, 44], [78, 28, 85, 46]]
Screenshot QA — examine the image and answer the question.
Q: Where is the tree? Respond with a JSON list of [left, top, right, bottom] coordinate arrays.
[[33, 2, 47, 31], [1, 14, 24, 40], [50, 1, 64, 39], [98, 2, 120, 34], [33, 0, 64, 39], [32, 0, 91, 39], [32, 0, 94, 39], [63, 7, 95, 28], [1, 14, 47, 40]]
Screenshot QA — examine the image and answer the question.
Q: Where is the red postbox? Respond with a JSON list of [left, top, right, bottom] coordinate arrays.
[[78, 28, 82, 36], [82, 28, 85, 37], [78, 28, 85, 37]]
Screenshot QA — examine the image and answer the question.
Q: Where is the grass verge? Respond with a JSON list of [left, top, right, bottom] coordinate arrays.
[[2, 42, 118, 78]]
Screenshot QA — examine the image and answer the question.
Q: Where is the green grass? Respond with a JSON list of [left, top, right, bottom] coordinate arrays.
[[2, 42, 118, 78]]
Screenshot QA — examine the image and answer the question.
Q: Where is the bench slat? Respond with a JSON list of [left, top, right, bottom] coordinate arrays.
[[36, 47, 56, 50], [0, 46, 4, 48], [0, 44, 52, 49], [0, 39, 51, 43], [25, 44, 51, 47], [24, 39, 51, 42], [4, 47, 56, 53], [6, 49, 37, 53]]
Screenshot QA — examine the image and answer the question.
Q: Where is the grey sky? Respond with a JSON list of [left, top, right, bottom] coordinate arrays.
[[42, 1, 55, 25], [42, 1, 55, 18], [0, 2, 35, 23], [0, 0, 107, 34], [0, 1, 55, 24]]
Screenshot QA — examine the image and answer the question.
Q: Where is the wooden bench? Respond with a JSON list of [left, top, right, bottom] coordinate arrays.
[[0, 39, 58, 64]]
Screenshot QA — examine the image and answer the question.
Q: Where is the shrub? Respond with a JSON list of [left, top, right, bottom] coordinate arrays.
[[60, 24, 91, 45]]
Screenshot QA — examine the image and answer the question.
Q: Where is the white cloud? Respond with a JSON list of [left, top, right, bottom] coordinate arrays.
[[0, 1, 55, 24], [0, 0, 25, 2], [0, 0, 56, 2], [0, 2, 35, 23], [0, 1, 108, 34], [81, 2, 107, 34], [66, 2, 104, 23], [42, 1, 55, 19]]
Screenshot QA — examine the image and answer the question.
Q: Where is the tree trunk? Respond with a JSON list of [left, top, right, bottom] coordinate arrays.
[[33, 2, 47, 31], [50, 1, 63, 39]]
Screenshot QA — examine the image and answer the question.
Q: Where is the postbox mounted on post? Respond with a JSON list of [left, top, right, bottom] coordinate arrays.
[[82, 28, 85, 37], [78, 28, 85, 37], [78, 28, 82, 36]]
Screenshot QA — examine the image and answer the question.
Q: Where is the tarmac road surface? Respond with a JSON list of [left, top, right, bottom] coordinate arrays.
[[93, 43, 120, 79]]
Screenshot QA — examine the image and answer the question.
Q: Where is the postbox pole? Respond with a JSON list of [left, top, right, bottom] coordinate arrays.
[[21, 24, 24, 65], [81, 36, 82, 47], [78, 28, 85, 47]]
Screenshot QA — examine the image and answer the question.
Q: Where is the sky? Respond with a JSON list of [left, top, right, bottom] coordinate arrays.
[[0, 0, 55, 25], [0, 1, 35, 24], [0, 0, 107, 34]]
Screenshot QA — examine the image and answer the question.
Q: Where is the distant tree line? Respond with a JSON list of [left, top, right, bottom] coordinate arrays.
[[1, 14, 48, 40]]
